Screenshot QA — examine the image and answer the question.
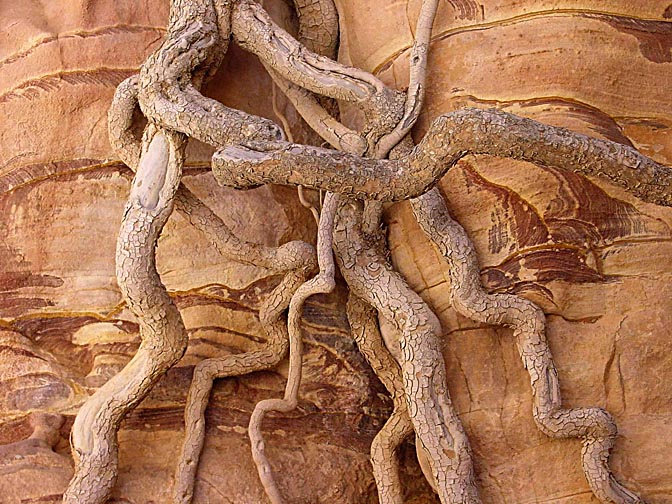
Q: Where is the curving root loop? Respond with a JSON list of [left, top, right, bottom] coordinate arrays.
[[411, 187, 646, 504], [248, 192, 339, 504]]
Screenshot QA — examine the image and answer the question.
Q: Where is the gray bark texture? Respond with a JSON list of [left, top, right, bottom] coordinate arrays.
[[60, 0, 668, 503]]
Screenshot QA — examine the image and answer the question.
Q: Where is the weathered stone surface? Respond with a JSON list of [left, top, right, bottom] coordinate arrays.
[[337, 1, 672, 502], [1, 1, 670, 503]]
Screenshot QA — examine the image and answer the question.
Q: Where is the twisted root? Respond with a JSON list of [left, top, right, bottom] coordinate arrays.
[[213, 107, 671, 206], [64, 127, 188, 504], [172, 267, 311, 503], [411, 187, 646, 504], [246, 192, 338, 503], [334, 200, 480, 504]]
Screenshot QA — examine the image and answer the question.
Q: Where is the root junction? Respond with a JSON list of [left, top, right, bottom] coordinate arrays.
[[64, 0, 667, 503]]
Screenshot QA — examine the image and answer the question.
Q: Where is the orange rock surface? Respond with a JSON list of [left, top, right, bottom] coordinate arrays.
[[1, 1, 671, 503]]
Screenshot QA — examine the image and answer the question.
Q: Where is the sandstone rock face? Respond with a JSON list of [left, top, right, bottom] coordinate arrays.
[[1, 1, 671, 503], [337, 1, 672, 502]]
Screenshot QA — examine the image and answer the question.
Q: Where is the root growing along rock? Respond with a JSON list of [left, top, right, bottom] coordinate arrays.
[[334, 200, 480, 503], [73, 0, 667, 502], [411, 187, 646, 504], [172, 266, 312, 503], [67, 1, 284, 501], [248, 192, 339, 503], [213, 107, 671, 206], [64, 127, 188, 504], [346, 294, 415, 504]]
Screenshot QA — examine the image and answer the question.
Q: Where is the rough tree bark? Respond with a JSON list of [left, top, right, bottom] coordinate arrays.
[[0, 1, 671, 504]]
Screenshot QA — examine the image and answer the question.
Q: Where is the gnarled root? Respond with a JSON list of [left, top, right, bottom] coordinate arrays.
[[213, 108, 671, 206], [172, 267, 311, 503], [109, 75, 315, 272], [347, 294, 415, 504], [64, 128, 187, 504], [136, 0, 283, 148], [249, 192, 339, 504], [411, 188, 646, 504], [334, 200, 480, 504], [232, 1, 393, 110]]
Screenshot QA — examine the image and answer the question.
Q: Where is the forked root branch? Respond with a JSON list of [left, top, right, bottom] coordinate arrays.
[[248, 193, 339, 503], [173, 268, 311, 503]]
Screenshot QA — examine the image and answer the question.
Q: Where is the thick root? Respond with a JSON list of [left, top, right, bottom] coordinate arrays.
[[334, 200, 481, 504], [64, 128, 188, 504], [411, 187, 646, 504], [347, 295, 416, 504], [213, 108, 671, 206]]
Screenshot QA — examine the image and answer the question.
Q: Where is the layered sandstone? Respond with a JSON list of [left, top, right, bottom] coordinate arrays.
[[1, 1, 671, 503]]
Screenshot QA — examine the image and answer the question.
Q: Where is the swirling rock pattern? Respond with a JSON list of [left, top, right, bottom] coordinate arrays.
[[1, 0, 671, 503]]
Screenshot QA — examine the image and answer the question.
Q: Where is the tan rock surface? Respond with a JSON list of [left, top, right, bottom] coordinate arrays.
[[337, 0, 672, 502], [1, 1, 671, 503]]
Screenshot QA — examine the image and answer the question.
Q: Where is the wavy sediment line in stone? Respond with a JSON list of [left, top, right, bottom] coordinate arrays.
[[0, 68, 139, 104], [0, 158, 210, 196], [425, 94, 638, 147], [371, 9, 672, 76], [0, 25, 166, 68]]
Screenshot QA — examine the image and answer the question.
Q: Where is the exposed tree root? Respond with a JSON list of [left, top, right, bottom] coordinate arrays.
[[64, 127, 188, 504], [77, 0, 665, 502], [411, 187, 646, 504], [172, 267, 311, 503], [213, 107, 671, 206], [66, 1, 288, 502], [248, 192, 339, 504], [346, 295, 415, 504], [374, 0, 439, 158], [109, 74, 316, 273], [137, 0, 283, 148], [334, 200, 480, 504], [231, 0, 405, 150], [291, 0, 339, 58]]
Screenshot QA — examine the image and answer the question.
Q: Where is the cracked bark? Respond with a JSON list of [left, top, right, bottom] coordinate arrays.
[[64, 126, 188, 504], [213, 107, 671, 207], [67, 2, 293, 502], [334, 200, 480, 504], [346, 294, 417, 504], [411, 187, 645, 504]]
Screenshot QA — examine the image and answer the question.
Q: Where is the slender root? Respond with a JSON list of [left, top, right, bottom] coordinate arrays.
[[64, 128, 188, 504], [271, 80, 321, 224], [270, 72, 366, 155], [346, 294, 415, 504], [249, 192, 339, 504], [172, 268, 310, 503], [374, 0, 440, 158], [411, 188, 646, 504]]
